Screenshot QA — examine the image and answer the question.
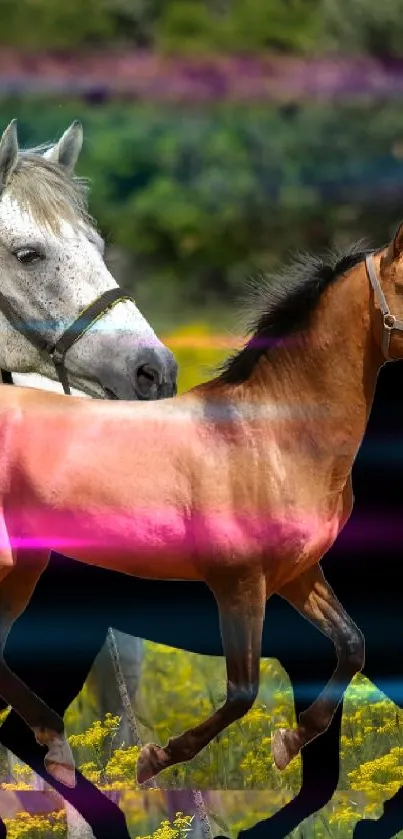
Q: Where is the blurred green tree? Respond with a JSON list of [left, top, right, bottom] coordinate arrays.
[[0, 0, 113, 48], [322, 0, 403, 57], [1, 97, 403, 317], [156, 0, 321, 54], [0, 0, 321, 53]]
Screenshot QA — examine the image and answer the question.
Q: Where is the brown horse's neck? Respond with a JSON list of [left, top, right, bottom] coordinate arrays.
[[200, 251, 386, 482], [259, 253, 383, 417]]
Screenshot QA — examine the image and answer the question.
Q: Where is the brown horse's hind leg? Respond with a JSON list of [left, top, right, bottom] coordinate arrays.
[[0, 550, 76, 789], [272, 564, 364, 772], [136, 571, 266, 784]]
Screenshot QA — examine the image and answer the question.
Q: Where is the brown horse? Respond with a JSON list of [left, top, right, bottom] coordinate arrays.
[[0, 226, 402, 793]]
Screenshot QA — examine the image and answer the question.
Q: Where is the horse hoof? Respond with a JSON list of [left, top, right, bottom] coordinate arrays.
[[137, 743, 167, 785], [272, 728, 294, 770], [45, 759, 77, 788]]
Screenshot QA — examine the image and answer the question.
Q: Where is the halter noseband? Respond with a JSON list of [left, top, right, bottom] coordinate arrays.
[[365, 253, 403, 361], [0, 287, 135, 394]]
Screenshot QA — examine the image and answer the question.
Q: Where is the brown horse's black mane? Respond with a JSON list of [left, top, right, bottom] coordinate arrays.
[[219, 240, 377, 384]]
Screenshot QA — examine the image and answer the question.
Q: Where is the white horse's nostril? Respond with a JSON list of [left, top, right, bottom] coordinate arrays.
[[135, 363, 160, 397], [137, 363, 159, 385]]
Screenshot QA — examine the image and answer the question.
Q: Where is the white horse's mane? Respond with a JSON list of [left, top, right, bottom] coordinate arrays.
[[6, 151, 93, 234]]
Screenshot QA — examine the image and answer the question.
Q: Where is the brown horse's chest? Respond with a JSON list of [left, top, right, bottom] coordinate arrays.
[[195, 499, 344, 579], [261, 485, 351, 588]]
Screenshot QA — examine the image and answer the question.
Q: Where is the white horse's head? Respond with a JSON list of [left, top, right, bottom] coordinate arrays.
[[0, 120, 177, 400]]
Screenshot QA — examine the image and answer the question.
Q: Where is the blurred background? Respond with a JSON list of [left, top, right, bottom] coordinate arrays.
[[2, 1, 403, 838], [3, 0, 403, 343]]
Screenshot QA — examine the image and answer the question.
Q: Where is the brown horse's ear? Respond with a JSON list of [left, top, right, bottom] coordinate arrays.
[[392, 221, 403, 259]]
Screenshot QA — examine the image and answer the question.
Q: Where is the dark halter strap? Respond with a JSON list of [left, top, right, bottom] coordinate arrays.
[[0, 369, 13, 385], [0, 287, 134, 394]]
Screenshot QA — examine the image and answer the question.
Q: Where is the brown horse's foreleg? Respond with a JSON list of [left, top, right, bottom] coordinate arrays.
[[136, 571, 266, 784], [272, 564, 365, 771], [0, 550, 76, 788]]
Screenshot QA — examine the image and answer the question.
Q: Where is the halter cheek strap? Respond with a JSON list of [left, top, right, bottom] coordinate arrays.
[[47, 288, 133, 395], [365, 253, 403, 361]]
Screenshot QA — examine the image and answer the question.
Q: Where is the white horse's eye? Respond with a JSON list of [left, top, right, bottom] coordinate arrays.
[[14, 248, 44, 265]]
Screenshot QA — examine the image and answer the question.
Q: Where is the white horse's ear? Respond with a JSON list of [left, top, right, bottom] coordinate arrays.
[[0, 119, 18, 189], [43, 120, 83, 174]]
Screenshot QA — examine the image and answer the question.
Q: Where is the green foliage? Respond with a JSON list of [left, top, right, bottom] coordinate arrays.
[[3, 809, 193, 839], [322, 0, 403, 57], [1, 96, 403, 322], [68, 712, 122, 784], [138, 813, 194, 839], [0, 0, 321, 53], [0, 0, 115, 49], [156, 0, 321, 54], [1, 0, 403, 56], [62, 649, 403, 836], [134, 641, 300, 789], [0, 0, 172, 50], [3, 812, 66, 839]]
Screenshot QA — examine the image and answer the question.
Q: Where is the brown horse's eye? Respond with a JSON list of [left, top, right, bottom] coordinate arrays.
[[14, 248, 43, 265]]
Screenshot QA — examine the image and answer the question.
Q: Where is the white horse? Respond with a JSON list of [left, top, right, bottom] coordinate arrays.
[[0, 117, 177, 793], [4, 123, 148, 764], [0, 119, 177, 401]]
